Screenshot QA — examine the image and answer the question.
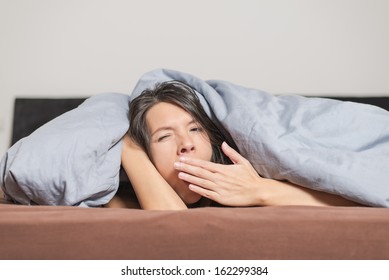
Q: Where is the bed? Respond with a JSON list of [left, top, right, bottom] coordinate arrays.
[[1, 93, 389, 260], [0, 66, 389, 260]]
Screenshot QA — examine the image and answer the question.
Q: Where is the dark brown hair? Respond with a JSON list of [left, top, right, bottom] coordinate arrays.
[[128, 81, 233, 164]]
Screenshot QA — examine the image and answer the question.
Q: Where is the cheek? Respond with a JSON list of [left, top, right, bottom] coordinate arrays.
[[202, 144, 213, 162], [197, 136, 213, 161], [150, 144, 176, 177]]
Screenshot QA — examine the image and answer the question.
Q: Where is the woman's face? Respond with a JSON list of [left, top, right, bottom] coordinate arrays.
[[146, 102, 213, 205]]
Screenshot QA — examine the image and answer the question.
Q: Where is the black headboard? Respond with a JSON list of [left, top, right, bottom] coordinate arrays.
[[10, 96, 389, 146], [329, 96, 389, 111], [11, 98, 86, 145]]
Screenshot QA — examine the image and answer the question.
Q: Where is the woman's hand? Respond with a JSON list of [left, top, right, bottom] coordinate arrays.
[[174, 142, 363, 207], [174, 142, 267, 206]]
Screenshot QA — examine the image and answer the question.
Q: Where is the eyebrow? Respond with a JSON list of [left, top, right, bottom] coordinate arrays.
[[151, 120, 197, 136]]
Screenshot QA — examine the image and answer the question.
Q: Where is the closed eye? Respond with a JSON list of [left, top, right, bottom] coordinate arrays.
[[190, 126, 204, 132], [157, 134, 171, 142]]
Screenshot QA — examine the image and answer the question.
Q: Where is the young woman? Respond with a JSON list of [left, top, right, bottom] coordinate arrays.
[[108, 81, 360, 209]]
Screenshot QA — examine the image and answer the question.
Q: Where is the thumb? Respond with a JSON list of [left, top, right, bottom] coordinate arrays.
[[221, 142, 244, 164]]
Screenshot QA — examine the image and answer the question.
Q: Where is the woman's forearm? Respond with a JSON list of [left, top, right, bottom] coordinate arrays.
[[121, 135, 187, 210], [258, 178, 362, 207]]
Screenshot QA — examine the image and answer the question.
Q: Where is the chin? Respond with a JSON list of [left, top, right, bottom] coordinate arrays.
[[171, 178, 201, 205], [179, 185, 202, 205], [183, 193, 202, 205]]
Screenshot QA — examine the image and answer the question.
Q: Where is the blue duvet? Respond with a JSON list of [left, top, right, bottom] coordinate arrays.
[[1, 69, 388, 207], [131, 69, 389, 207]]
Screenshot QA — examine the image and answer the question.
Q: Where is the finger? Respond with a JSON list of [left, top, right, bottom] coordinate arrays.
[[177, 156, 221, 173], [188, 184, 219, 200], [175, 160, 216, 179], [221, 142, 245, 164], [178, 172, 216, 191]]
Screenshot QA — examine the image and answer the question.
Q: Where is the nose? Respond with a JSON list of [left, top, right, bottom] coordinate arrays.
[[178, 134, 195, 155]]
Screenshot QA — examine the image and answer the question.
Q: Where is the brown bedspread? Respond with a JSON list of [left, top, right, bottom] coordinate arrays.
[[0, 201, 388, 260]]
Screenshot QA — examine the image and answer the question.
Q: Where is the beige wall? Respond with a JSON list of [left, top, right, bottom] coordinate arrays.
[[1, 0, 388, 155]]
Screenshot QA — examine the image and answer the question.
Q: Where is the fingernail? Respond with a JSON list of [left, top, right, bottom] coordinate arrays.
[[174, 162, 181, 169]]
